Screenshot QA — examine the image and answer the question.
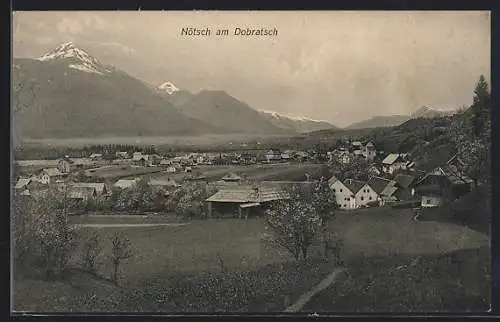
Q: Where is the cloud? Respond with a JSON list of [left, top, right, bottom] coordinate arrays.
[[57, 17, 85, 34], [55, 13, 124, 36]]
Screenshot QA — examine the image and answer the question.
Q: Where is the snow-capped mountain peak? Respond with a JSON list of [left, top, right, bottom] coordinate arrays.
[[37, 41, 112, 75], [259, 110, 327, 123], [258, 110, 336, 133], [157, 81, 180, 95]]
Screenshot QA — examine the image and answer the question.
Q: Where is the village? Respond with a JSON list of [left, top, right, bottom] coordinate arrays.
[[14, 138, 475, 219]]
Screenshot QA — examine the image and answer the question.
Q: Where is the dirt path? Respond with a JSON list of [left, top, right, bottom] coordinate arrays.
[[73, 223, 189, 228], [284, 267, 344, 313]]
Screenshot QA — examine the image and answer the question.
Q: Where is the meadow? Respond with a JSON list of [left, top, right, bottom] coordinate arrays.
[[13, 207, 490, 312]]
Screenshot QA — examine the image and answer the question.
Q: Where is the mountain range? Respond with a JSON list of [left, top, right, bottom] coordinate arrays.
[[345, 106, 456, 130], [12, 42, 338, 140]]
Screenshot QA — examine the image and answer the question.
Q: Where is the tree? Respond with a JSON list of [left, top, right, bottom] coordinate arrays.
[[471, 75, 491, 139], [310, 178, 338, 257], [25, 187, 79, 278], [265, 189, 321, 260], [174, 182, 218, 219], [109, 232, 133, 284], [81, 231, 103, 275], [451, 76, 491, 185]]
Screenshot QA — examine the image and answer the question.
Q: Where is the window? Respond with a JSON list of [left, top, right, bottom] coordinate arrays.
[[427, 199, 432, 204], [361, 197, 364, 201], [332, 188, 336, 192], [369, 197, 372, 200], [340, 189, 343, 192], [343, 204, 347, 208]]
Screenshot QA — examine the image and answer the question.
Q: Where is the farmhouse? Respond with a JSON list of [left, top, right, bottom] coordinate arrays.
[[265, 149, 282, 163], [14, 177, 44, 195], [116, 151, 129, 159], [364, 176, 398, 206], [363, 142, 377, 160], [68, 186, 97, 202], [329, 176, 363, 210], [148, 178, 180, 194], [221, 172, 242, 182], [38, 168, 67, 184], [89, 153, 103, 160], [165, 166, 177, 173], [414, 165, 474, 208], [381, 153, 407, 175], [206, 185, 290, 219], [57, 156, 74, 174], [393, 173, 417, 201], [70, 182, 108, 196], [113, 178, 139, 190]]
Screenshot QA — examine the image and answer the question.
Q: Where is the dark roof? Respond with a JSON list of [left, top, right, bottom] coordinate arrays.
[[394, 174, 415, 189], [416, 184, 442, 194], [343, 179, 366, 194], [367, 176, 393, 194]]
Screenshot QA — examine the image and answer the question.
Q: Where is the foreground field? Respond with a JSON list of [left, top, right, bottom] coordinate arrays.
[[13, 207, 490, 312]]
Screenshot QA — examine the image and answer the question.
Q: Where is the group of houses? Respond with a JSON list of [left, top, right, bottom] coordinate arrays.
[[328, 141, 379, 164], [328, 153, 474, 209]]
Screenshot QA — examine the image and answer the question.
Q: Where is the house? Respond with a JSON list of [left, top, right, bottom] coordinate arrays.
[[15, 178, 32, 190], [414, 165, 474, 208], [367, 165, 381, 176], [221, 172, 242, 182], [393, 174, 417, 201], [381, 153, 407, 175], [363, 142, 377, 160], [351, 141, 363, 150], [148, 178, 180, 195], [14, 177, 43, 195], [70, 182, 108, 196], [206, 185, 290, 219], [265, 149, 282, 163], [116, 151, 129, 159], [329, 176, 363, 210], [281, 152, 291, 161], [132, 152, 149, 162], [68, 186, 97, 202], [38, 168, 67, 184], [159, 159, 172, 167], [165, 166, 177, 173], [113, 178, 139, 190], [364, 176, 398, 206], [57, 156, 75, 174], [89, 153, 103, 160]]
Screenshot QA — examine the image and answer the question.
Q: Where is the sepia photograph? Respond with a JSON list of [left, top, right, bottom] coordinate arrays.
[[11, 11, 491, 313]]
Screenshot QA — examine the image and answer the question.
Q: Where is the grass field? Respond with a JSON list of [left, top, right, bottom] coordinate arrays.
[[13, 207, 490, 312], [85, 165, 163, 180], [151, 163, 325, 183]]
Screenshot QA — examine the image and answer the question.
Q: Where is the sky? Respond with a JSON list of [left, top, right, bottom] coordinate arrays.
[[12, 11, 490, 127]]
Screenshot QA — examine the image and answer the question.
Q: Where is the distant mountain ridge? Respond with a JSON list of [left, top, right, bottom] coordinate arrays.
[[12, 42, 229, 139], [171, 90, 291, 134], [13, 41, 339, 140], [345, 106, 456, 130], [258, 110, 338, 133]]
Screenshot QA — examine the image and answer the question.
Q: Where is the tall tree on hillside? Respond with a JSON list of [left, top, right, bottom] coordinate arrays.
[[471, 75, 491, 139], [451, 76, 491, 186]]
